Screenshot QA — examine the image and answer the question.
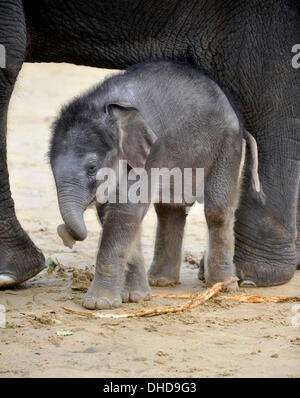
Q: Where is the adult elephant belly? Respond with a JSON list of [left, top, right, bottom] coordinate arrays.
[[0, 0, 299, 287]]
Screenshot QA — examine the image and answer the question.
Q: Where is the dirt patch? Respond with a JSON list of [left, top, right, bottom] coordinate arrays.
[[71, 265, 94, 292], [0, 63, 299, 378]]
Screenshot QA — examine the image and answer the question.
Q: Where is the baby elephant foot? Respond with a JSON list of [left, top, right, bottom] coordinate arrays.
[[82, 267, 123, 310], [121, 266, 151, 303], [83, 289, 122, 310], [121, 286, 151, 303], [148, 272, 180, 287], [205, 263, 238, 291], [83, 287, 122, 310], [205, 276, 239, 291], [198, 256, 237, 289], [221, 279, 239, 292], [148, 258, 180, 287]]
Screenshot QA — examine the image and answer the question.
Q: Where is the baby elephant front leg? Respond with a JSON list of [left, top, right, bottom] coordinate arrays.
[[83, 204, 147, 310], [83, 263, 124, 310], [121, 236, 151, 303]]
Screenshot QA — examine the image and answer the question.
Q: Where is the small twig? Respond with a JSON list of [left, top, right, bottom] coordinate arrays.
[[153, 293, 300, 303], [152, 293, 193, 299], [61, 307, 100, 319], [222, 295, 300, 303]]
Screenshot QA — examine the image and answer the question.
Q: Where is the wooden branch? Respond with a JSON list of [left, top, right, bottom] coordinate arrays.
[[222, 295, 300, 303], [153, 293, 300, 303], [152, 293, 192, 299]]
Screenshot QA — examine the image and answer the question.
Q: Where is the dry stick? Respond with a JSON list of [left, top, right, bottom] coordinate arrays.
[[153, 293, 300, 303], [62, 277, 237, 319], [61, 307, 102, 319], [152, 293, 192, 299], [222, 295, 300, 303]]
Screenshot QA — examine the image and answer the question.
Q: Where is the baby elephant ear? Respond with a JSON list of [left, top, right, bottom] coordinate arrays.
[[106, 103, 157, 169]]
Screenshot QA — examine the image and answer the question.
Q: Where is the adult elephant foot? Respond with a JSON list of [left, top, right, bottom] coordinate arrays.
[[197, 231, 296, 287], [235, 248, 296, 288], [0, 229, 45, 288], [198, 228, 297, 287], [233, 189, 297, 288]]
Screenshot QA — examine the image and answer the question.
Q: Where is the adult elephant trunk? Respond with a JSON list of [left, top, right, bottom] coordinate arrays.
[[57, 190, 88, 242]]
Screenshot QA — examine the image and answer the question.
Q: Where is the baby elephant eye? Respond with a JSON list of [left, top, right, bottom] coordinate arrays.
[[87, 164, 97, 176]]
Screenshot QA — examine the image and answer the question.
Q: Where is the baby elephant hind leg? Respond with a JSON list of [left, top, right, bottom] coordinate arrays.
[[148, 204, 187, 286], [204, 135, 243, 290]]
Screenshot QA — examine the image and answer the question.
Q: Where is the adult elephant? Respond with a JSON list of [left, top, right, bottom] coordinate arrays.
[[0, 0, 299, 288]]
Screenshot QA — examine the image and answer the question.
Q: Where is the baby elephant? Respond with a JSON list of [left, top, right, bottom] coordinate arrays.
[[49, 60, 264, 310]]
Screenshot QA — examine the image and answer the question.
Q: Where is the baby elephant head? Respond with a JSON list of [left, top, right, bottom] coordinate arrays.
[[49, 100, 157, 245]]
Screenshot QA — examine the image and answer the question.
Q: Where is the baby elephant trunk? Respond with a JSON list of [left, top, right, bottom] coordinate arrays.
[[243, 130, 266, 205], [57, 192, 88, 247]]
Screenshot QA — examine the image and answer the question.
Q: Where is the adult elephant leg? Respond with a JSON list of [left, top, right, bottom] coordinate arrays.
[[181, 0, 300, 286], [296, 184, 300, 270], [0, 1, 45, 287], [235, 117, 299, 287]]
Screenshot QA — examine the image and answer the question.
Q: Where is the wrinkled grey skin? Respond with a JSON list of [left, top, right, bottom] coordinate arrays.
[[1, 1, 299, 289], [50, 61, 263, 309]]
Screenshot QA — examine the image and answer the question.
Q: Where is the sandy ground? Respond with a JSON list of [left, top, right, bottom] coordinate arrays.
[[0, 63, 299, 378]]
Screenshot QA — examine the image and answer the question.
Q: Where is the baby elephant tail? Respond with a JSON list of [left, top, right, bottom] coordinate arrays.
[[243, 130, 266, 205]]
